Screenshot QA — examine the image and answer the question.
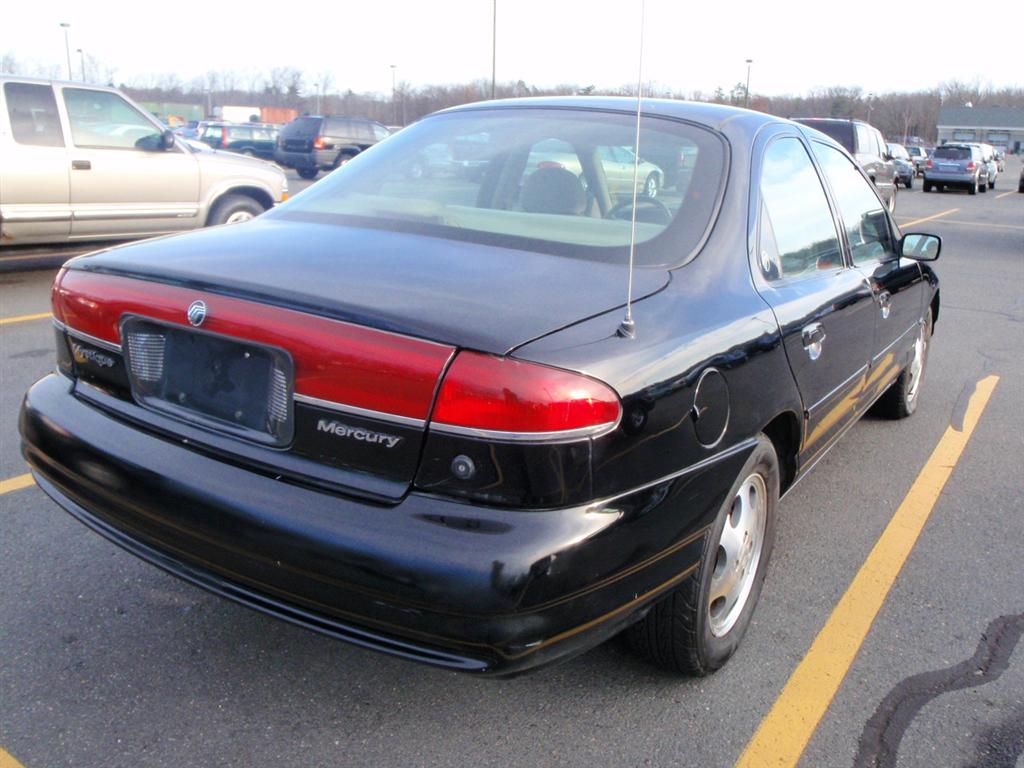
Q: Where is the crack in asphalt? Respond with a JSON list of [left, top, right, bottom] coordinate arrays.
[[852, 614, 1024, 768]]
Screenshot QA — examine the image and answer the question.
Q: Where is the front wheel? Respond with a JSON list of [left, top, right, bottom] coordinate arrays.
[[207, 194, 265, 226], [297, 167, 318, 180], [626, 434, 779, 675], [905, 175, 913, 189], [874, 308, 932, 419], [643, 173, 659, 199]]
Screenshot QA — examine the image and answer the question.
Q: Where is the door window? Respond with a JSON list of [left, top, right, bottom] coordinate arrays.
[[373, 124, 390, 141], [63, 88, 163, 150], [812, 142, 897, 266], [758, 137, 843, 280], [854, 124, 873, 155], [4, 82, 64, 147]]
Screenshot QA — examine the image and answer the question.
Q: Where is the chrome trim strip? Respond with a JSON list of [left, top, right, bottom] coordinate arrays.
[[807, 362, 869, 416], [872, 321, 920, 363], [293, 393, 426, 429], [72, 207, 200, 221], [429, 419, 619, 444], [591, 438, 759, 509], [52, 318, 66, 332], [64, 326, 122, 353]]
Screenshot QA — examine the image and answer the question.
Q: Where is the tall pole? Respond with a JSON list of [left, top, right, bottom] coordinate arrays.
[[314, 82, 320, 115], [76, 48, 85, 82], [390, 64, 397, 125], [60, 23, 72, 80], [744, 59, 753, 109], [490, 0, 496, 100]]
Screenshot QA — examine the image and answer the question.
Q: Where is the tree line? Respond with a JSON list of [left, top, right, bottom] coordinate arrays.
[[3, 52, 1021, 142]]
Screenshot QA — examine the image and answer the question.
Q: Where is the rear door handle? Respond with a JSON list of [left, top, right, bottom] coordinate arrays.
[[802, 322, 826, 360], [878, 290, 892, 319], [71, 160, 91, 170]]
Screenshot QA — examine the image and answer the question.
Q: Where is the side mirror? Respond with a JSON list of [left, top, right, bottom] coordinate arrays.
[[900, 233, 941, 262], [161, 129, 176, 150], [883, 152, 893, 161]]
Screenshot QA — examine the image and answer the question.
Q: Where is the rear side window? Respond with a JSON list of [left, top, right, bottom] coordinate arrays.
[[325, 118, 351, 136], [758, 137, 843, 280], [227, 126, 252, 140], [798, 121, 854, 153], [854, 124, 873, 155], [4, 82, 65, 147], [934, 146, 970, 160], [282, 117, 321, 138]]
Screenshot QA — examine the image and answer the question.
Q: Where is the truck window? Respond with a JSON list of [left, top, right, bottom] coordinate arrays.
[[4, 82, 65, 147]]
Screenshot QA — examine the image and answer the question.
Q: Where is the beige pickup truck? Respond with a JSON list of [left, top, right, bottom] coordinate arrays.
[[0, 76, 288, 246]]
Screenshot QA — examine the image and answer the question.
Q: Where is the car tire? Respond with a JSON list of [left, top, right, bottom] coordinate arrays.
[[969, 177, 978, 195], [625, 434, 778, 676], [643, 173, 659, 199], [905, 175, 913, 189], [988, 177, 995, 190], [1018, 180, 1024, 193], [980, 179, 988, 193], [923, 181, 933, 192], [297, 167, 318, 180], [874, 308, 932, 420], [887, 185, 897, 213], [334, 152, 357, 169], [241, 149, 255, 157], [207, 194, 265, 226]]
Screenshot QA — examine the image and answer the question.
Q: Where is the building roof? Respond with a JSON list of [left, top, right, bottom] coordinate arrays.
[[937, 106, 1024, 129]]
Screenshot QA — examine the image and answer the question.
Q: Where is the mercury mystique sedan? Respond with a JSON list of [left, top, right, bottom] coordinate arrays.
[[21, 97, 940, 677]]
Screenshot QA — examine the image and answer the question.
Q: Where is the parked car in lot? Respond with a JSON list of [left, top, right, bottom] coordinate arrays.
[[274, 115, 390, 179], [526, 138, 665, 199], [1018, 162, 1023, 193], [888, 143, 915, 188], [21, 97, 940, 678], [923, 143, 991, 194], [905, 145, 928, 176], [198, 122, 279, 159], [793, 118, 898, 212], [0, 77, 288, 246]]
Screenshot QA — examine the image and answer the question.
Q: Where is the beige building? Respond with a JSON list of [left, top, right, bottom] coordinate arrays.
[[937, 106, 1024, 153]]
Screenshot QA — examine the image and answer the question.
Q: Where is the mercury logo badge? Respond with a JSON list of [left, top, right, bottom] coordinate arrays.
[[187, 300, 207, 327], [316, 419, 403, 449]]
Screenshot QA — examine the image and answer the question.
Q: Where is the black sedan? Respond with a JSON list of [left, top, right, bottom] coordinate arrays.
[[20, 97, 941, 677]]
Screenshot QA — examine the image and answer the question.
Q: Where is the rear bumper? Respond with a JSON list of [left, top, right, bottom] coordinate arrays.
[[924, 171, 974, 184], [273, 149, 335, 170], [21, 374, 742, 676]]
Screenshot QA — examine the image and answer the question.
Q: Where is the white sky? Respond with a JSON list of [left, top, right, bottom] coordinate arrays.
[[5, 0, 1020, 97]]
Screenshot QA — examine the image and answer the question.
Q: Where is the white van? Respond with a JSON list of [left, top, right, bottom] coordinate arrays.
[[0, 77, 288, 246]]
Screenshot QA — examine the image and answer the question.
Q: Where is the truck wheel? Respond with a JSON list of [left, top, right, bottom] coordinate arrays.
[[208, 194, 265, 226], [297, 167, 318, 180], [334, 152, 357, 169], [626, 434, 778, 675]]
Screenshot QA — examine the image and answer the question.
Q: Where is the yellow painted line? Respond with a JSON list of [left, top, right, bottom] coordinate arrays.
[[736, 375, 1000, 768], [897, 208, 959, 229], [0, 473, 35, 495], [0, 747, 26, 768], [0, 312, 51, 326], [994, 190, 1016, 200], [938, 219, 1024, 232]]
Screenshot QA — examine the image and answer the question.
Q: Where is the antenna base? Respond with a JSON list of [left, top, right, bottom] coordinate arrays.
[[617, 316, 636, 339]]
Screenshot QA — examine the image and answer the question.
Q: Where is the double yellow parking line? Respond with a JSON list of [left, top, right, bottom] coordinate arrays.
[[0, 312, 50, 326]]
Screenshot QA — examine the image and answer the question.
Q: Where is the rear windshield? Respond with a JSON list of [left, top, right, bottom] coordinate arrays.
[[269, 108, 726, 266], [934, 146, 971, 160], [797, 120, 854, 152], [281, 117, 322, 138]]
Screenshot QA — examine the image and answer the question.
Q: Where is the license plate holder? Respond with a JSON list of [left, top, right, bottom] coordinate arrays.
[[121, 316, 294, 446]]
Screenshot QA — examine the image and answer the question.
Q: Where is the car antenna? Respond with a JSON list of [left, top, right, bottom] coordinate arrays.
[[617, 0, 646, 340]]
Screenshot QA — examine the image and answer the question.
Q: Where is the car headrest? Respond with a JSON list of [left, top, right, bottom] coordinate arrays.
[[521, 166, 586, 215]]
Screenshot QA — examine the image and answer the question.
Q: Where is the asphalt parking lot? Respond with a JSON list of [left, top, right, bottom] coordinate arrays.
[[1, 161, 1022, 768]]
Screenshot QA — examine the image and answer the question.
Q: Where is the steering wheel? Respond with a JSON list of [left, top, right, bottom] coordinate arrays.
[[607, 197, 673, 225]]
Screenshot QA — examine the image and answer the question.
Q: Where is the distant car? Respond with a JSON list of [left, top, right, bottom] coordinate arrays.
[[527, 138, 665, 200], [794, 118, 897, 212], [923, 144, 991, 194], [993, 149, 1005, 172], [274, 115, 391, 180], [0, 76, 288, 245], [888, 143, 914, 189], [173, 120, 201, 139], [1018, 163, 1023, 193], [905, 145, 928, 176], [199, 122, 279, 159]]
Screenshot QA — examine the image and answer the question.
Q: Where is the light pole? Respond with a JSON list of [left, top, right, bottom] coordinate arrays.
[[490, 0, 496, 100], [59, 23, 72, 80], [76, 48, 85, 81], [390, 64, 397, 125], [744, 58, 753, 109], [314, 82, 320, 115], [866, 93, 875, 123]]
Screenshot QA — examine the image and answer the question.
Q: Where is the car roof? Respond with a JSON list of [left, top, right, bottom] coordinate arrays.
[[438, 96, 783, 132], [0, 74, 122, 94]]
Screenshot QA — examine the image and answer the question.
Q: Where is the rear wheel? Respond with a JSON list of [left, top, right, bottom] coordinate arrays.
[[643, 173, 659, 199], [297, 167, 318, 180], [923, 180, 933, 192], [626, 434, 778, 675], [334, 152, 356, 169], [969, 177, 978, 195], [208, 194, 265, 226], [874, 308, 932, 419], [241, 148, 255, 157], [905, 175, 913, 189], [887, 185, 897, 213]]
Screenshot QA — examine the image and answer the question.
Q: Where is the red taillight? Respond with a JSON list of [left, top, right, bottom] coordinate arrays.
[[431, 352, 621, 438], [54, 270, 454, 421], [925, 158, 933, 169], [50, 268, 68, 323], [965, 161, 976, 171], [221, 127, 229, 148], [537, 160, 565, 170], [313, 136, 325, 150]]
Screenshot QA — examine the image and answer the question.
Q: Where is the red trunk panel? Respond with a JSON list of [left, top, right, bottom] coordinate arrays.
[[55, 269, 454, 421]]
